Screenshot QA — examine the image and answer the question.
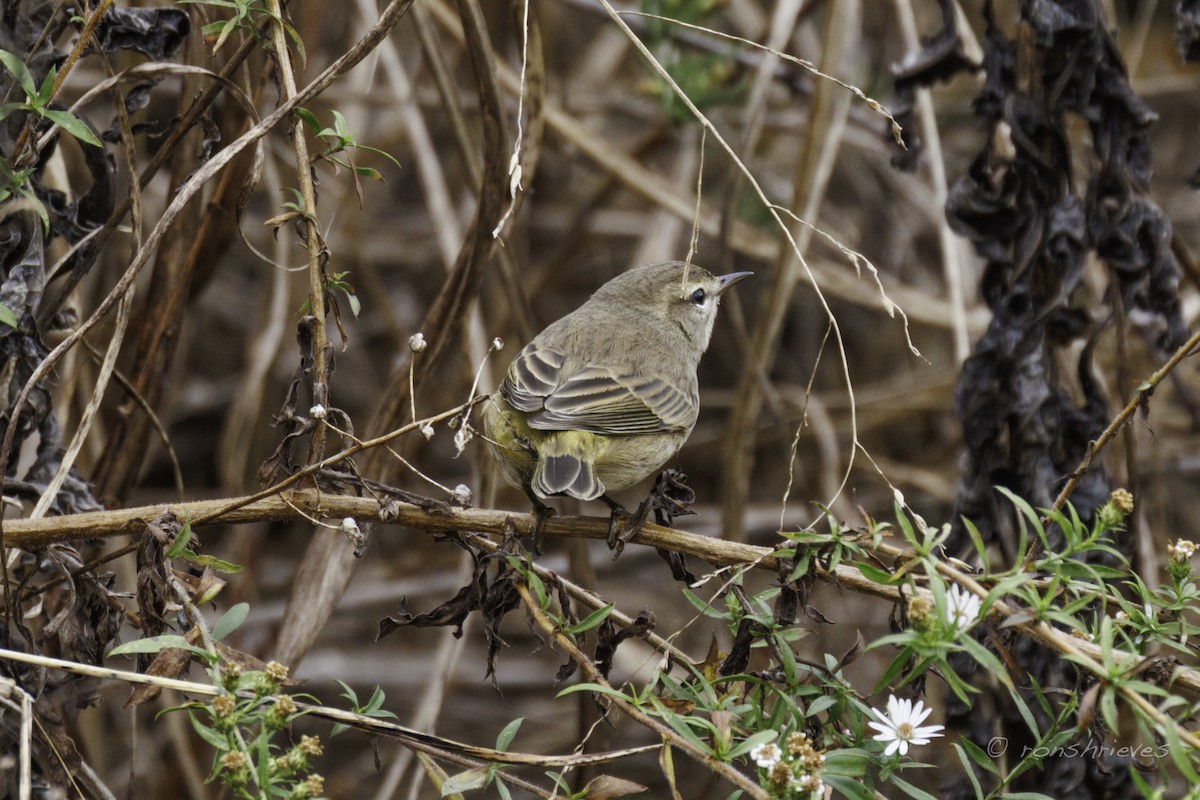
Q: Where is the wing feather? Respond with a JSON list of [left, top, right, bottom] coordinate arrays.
[[501, 347, 695, 435], [533, 366, 693, 434]]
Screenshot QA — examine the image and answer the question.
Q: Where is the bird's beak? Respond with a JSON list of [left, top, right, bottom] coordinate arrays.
[[715, 271, 753, 295]]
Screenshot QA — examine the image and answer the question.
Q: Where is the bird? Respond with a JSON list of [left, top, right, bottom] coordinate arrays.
[[482, 260, 751, 547]]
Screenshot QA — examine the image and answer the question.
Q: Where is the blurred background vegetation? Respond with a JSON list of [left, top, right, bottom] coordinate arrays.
[[3, 0, 1200, 797]]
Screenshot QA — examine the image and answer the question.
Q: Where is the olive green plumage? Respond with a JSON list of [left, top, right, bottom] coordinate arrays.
[[483, 261, 750, 503]]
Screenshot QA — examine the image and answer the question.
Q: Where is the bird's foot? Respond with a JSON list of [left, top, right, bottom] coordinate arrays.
[[601, 495, 653, 557], [523, 490, 555, 555], [600, 495, 627, 552]]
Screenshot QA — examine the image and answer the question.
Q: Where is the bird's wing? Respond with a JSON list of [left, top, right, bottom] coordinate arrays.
[[501, 343, 694, 435], [500, 343, 566, 412], [545, 374, 694, 436]]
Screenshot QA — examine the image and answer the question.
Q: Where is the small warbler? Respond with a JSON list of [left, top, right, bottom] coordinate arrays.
[[483, 260, 750, 543]]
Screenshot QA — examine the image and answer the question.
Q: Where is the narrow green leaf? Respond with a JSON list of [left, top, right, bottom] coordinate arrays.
[[184, 552, 244, 573], [166, 519, 194, 558], [0, 49, 37, 98], [108, 634, 203, 658], [952, 743, 986, 799], [556, 682, 632, 701], [0, 305, 18, 328], [188, 709, 230, 750], [889, 773, 938, 800], [822, 773, 876, 800], [955, 738, 999, 777], [495, 717, 523, 751], [211, 602, 249, 641], [855, 562, 895, 585], [441, 767, 488, 794], [728, 729, 776, 758], [565, 604, 614, 635], [294, 107, 321, 133]]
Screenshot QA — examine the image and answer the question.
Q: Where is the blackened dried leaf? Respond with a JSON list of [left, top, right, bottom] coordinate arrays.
[[1179, 0, 1200, 61], [135, 518, 181, 667], [718, 618, 762, 676], [654, 547, 697, 585], [46, 127, 115, 242], [554, 657, 577, 684], [593, 610, 654, 680], [649, 467, 696, 526], [24, 415, 103, 516], [891, 0, 975, 90], [889, 0, 976, 169], [483, 565, 522, 687], [774, 583, 799, 628], [834, 630, 866, 672], [94, 8, 190, 60], [41, 547, 122, 669], [376, 581, 482, 641]]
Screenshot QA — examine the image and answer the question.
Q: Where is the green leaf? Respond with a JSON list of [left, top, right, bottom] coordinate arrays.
[[952, 743, 986, 799], [441, 767, 488, 794], [294, 107, 321, 134], [211, 602, 249, 641], [955, 738, 999, 777], [556, 682, 633, 701], [822, 773, 876, 800], [108, 634, 206, 658], [343, 287, 361, 317], [495, 717, 523, 751], [565, 604, 614, 635], [889, 773, 939, 800], [806, 693, 838, 718], [821, 747, 870, 777], [182, 551, 244, 573], [35, 66, 56, 106], [728, 729, 776, 758], [188, 709, 230, 750], [43, 109, 102, 147], [331, 109, 351, 140], [1159, 721, 1200, 784], [166, 519, 194, 558], [855, 562, 895, 585], [0, 49, 37, 98], [0, 305, 18, 328]]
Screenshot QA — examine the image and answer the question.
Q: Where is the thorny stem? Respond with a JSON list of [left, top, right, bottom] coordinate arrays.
[[265, 0, 330, 463]]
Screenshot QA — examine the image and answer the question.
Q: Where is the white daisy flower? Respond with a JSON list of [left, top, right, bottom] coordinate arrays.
[[867, 695, 944, 757], [946, 584, 982, 631], [749, 741, 782, 769]]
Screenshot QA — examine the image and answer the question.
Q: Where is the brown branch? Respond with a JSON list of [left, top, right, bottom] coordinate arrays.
[[8, 482, 1200, 707], [266, 0, 330, 463]]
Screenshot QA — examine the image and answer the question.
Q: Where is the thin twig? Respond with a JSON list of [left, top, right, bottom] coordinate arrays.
[[1050, 326, 1200, 514]]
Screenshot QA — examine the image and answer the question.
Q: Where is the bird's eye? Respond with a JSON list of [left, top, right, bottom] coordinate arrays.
[[690, 288, 707, 305]]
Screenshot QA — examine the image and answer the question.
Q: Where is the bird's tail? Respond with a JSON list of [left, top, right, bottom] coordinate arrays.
[[532, 452, 604, 501]]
